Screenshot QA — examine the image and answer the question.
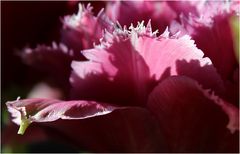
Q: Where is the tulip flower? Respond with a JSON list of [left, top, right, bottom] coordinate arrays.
[[5, 1, 239, 153]]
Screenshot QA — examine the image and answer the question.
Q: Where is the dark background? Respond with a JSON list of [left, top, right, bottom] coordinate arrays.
[[1, 1, 104, 152], [2, 1, 105, 95]]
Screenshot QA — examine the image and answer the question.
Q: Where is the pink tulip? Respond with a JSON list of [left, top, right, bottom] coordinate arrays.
[[5, 2, 239, 152]]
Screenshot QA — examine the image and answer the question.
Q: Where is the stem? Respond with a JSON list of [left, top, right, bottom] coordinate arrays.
[[17, 118, 31, 135]]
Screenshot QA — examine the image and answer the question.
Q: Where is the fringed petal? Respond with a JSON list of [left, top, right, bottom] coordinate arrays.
[[70, 35, 150, 105], [169, 1, 239, 81], [70, 22, 225, 106], [62, 3, 115, 51], [147, 76, 239, 152]]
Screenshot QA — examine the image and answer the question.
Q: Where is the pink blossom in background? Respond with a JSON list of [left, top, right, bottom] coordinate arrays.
[[169, 0, 240, 105], [3, 1, 239, 153]]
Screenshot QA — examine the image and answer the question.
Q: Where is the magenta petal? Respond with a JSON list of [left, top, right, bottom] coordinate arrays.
[[6, 98, 118, 127], [70, 34, 150, 105], [136, 32, 225, 95], [70, 23, 224, 105], [41, 107, 166, 152], [224, 68, 239, 105], [62, 3, 114, 51], [147, 76, 239, 152], [192, 15, 237, 81], [169, 2, 239, 105], [170, 1, 239, 81], [6, 99, 165, 152]]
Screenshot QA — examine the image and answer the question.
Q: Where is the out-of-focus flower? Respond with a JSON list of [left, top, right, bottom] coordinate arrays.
[[5, 1, 239, 153], [18, 4, 115, 96], [169, 0, 239, 105], [20, 43, 76, 89], [105, 1, 177, 33], [27, 82, 63, 99]]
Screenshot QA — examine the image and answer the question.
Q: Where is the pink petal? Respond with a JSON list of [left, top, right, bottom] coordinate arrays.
[[169, 1, 239, 81], [6, 98, 118, 126], [147, 76, 239, 152], [192, 15, 237, 81], [6, 98, 165, 152], [70, 23, 224, 105], [62, 3, 114, 51], [6, 98, 119, 136], [131, 24, 225, 93], [230, 1, 240, 15], [136, 31, 224, 94], [170, 1, 239, 105], [70, 26, 150, 105], [70, 40, 148, 105]]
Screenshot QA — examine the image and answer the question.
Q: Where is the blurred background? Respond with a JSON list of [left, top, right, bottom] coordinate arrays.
[[1, 1, 105, 152]]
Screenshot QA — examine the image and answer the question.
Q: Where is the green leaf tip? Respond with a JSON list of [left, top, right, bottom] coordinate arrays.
[[230, 15, 239, 62], [17, 118, 31, 135]]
